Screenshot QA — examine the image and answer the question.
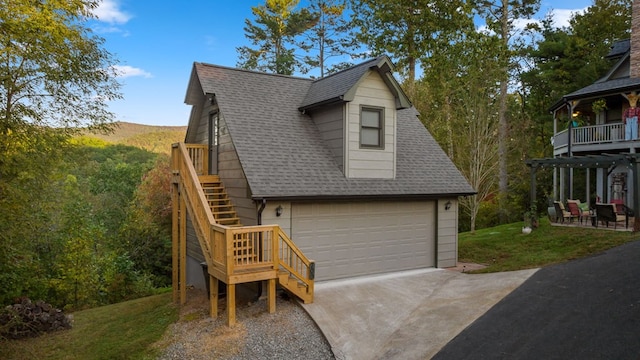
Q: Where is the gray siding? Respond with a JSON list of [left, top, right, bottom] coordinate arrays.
[[310, 105, 344, 171], [189, 98, 257, 225], [437, 199, 458, 267], [185, 215, 205, 262], [217, 112, 257, 225], [345, 70, 396, 179], [260, 201, 292, 232]]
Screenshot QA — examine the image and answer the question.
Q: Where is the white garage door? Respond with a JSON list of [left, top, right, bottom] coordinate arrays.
[[291, 201, 435, 281]]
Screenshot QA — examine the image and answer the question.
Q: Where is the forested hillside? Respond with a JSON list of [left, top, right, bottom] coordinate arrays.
[[0, 134, 175, 310], [86, 121, 186, 154]]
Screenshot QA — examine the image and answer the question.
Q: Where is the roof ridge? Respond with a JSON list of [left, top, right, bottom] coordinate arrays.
[[310, 56, 386, 83], [195, 62, 313, 82]]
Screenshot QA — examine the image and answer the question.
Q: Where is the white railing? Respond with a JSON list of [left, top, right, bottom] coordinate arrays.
[[553, 123, 625, 149]]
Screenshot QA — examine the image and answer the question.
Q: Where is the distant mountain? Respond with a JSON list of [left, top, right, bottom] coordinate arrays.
[[85, 121, 187, 154]]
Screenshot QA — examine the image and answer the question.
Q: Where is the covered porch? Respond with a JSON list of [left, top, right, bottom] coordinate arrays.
[[527, 153, 640, 232]]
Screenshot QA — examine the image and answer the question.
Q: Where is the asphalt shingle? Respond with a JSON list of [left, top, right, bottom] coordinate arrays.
[[190, 60, 474, 200]]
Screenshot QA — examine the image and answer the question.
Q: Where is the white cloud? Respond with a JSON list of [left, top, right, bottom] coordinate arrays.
[[513, 18, 541, 31], [113, 65, 152, 79], [546, 7, 588, 28], [93, 0, 132, 24]]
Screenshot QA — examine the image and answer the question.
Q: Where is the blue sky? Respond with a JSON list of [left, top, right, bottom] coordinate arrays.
[[90, 0, 594, 126]]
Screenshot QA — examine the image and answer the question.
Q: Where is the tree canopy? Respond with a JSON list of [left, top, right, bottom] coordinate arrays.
[[237, 0, 317, 75]]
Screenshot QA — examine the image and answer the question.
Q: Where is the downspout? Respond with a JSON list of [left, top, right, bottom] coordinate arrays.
[[257, 198, 267, 225], [255, 198, 267, 300], [434, 200, 439, 267]]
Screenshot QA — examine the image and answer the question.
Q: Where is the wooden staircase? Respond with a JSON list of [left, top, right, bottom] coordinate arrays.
[[172, 142, 314, 326], [199, 175, 242, 227], [278, 270, 314, 304]]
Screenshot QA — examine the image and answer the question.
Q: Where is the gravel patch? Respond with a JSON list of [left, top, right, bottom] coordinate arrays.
[[155, 289, 335, 360]]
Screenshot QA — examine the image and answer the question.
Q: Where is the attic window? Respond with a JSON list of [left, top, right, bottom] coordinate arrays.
[[360, 106, 384, 149]]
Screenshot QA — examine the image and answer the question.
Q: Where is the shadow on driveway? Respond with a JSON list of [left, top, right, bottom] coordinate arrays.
[[433, 240, 640, 360]]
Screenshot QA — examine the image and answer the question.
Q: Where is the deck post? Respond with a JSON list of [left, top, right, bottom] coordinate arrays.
[[171, 183, 179, 304], [179, 188, 187, 305], [210, 275, 218, 318], [267, 278, 276, 314], [227, 284, 236, 326]]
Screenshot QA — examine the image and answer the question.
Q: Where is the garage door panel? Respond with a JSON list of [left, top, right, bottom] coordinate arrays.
[[292, 201, 435, 281]]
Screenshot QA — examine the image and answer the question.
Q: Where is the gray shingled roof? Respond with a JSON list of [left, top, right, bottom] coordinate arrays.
[[299, 56, 384, 109], [563, 77, 640, 100], [606, 39, 629, 59], [189, 61, 474, 199]]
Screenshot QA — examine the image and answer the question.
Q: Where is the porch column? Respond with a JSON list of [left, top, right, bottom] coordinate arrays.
[[560, 168, 566, 201], [553, 168, 558, 201], [631, 159, 640, 231], [586, 168, 591, 207], [530, 165, 537, 210]]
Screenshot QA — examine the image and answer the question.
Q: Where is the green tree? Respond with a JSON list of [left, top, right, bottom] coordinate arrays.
[[350, 0, 472, 85], [0, 1, 120, 305], [476, 0, 540, 223], [567, 0, 632, 88], [298, 0, 354, 77], [0, 0, 120, 146], [237, 0, 317, 75], [120, 156, 173, 286], [417, 32, 503, 231], [50, 175, 103, 310]]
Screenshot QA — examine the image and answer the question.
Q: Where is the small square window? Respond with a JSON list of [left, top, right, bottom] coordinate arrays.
[[360, 107, 384, 148]]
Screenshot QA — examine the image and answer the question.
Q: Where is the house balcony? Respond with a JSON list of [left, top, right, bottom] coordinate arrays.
[[553, 123, 640, 156]]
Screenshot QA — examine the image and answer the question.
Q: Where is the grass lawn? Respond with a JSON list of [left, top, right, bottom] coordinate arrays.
[[459, 217, 638, 273], [0, 292, 178, 360]]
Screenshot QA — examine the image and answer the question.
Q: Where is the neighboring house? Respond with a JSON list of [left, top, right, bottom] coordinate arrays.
[[545, 4, 640, 217], [178, 55, 474, 292]]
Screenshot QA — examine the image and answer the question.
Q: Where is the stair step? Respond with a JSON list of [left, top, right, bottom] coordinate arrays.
[[208, 199, 231, 204], [213, 210, 237, 215], [203, 192, 228, 197], [218, 219, 241, 225]]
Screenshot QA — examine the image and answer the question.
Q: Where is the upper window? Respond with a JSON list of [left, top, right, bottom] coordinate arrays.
[[360, 107, 384, 149]]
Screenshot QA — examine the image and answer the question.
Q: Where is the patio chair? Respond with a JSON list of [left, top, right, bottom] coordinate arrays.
[[594, 203, 627, 229], [553, 201, 575, 223], [611, 199, 635, 218], [566, 200, 590, 224]]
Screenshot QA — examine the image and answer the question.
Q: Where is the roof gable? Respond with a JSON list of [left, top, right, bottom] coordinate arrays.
[[299, 55, 412, 111]]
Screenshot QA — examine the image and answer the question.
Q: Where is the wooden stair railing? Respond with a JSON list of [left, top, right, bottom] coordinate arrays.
[[172, 142, 314, 326], [276, 228, 315, 304]]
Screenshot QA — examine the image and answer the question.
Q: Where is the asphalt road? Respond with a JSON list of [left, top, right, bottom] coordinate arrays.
[[433, 240, 640, 360]]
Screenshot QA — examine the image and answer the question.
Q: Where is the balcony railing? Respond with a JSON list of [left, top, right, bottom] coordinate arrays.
[[553, 123, 626, 151]]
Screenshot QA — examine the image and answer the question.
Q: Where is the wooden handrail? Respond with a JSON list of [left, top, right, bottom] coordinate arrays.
[[172, 143, 217, 267], [277, 228, 315, 287], [186, 144, 209, 176]]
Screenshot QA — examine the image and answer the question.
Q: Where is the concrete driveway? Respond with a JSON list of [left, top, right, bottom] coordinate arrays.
[[302, 267, 537, 360]]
